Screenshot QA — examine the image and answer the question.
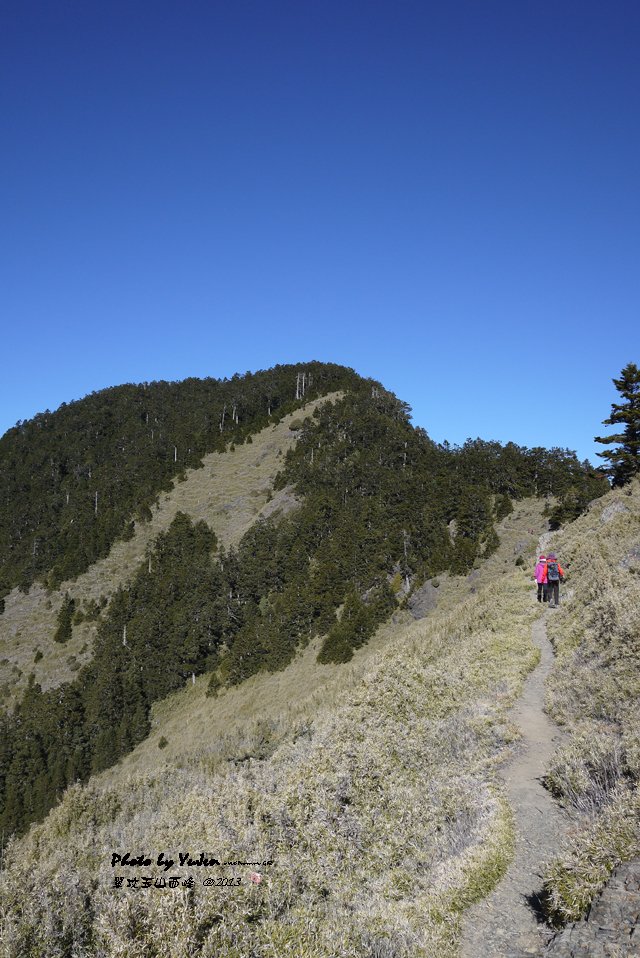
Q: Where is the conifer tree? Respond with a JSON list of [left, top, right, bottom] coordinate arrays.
[[53, 594, 75, 643], [595, 362, 640, 486]]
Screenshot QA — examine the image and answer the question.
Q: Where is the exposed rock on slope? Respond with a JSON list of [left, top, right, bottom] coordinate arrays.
[[546, 859, 640, 957]]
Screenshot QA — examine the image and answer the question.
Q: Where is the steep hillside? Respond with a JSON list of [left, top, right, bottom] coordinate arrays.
[[541, 477, 640, 926], [99, 497, 551, 783], [0, 505, 547, 958], [2, 479, 636, 958], [0, 394, 338, 707]]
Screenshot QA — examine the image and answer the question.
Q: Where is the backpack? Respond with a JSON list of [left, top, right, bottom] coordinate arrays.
[[547, 561, 560, 581]]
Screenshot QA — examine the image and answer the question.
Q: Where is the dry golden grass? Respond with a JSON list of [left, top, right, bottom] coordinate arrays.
[[0, 395, 340, 709]]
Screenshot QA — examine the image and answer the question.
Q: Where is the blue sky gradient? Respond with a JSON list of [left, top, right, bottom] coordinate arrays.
[[2, 0, 639, 463]]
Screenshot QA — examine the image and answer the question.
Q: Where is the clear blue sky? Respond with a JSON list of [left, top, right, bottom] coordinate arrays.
[[2, 0, 639, 464]]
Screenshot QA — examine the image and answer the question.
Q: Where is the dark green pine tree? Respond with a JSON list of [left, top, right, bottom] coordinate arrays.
[[595, 362, 640, 486], [53, 594, 75, 643]]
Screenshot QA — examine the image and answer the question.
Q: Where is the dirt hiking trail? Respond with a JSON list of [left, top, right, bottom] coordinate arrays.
[[461, 611, 566, 957]]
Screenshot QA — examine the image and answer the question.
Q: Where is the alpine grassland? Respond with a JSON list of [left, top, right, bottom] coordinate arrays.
[[541, 477, 640, 925], [0, 364, 613, 955], [0, 556, 541, 957]]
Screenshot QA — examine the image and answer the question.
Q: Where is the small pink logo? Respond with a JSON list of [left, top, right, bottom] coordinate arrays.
[[249, 872, 262, 884]]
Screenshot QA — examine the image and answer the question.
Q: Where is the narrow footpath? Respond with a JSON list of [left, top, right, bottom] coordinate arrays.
[[461, 612, 566, 958]]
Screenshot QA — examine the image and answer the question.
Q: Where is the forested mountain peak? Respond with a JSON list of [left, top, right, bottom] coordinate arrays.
[[0, 362, 361, 596], [0, 393, 338, 709]]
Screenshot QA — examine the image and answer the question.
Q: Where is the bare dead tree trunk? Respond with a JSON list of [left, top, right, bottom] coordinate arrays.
[[295, 371, 308, 400], [122, 624, 127, 647], [403, 530, 410, 591], [94, 492, 98, 516]]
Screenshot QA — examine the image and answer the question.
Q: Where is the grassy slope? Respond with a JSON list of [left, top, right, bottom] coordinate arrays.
[[541, 477, 640, 924], [0, 502, 549, 958], [105, 497, 548, 781], [0, 395, 338, 709]]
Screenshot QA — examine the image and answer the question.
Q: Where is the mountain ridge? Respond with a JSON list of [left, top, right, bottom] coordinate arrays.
[[0, 364, 606, 841], [2, 362, 634, 958]]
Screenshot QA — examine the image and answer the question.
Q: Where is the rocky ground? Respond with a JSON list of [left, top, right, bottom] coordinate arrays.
[[546, 859, 639, 957]]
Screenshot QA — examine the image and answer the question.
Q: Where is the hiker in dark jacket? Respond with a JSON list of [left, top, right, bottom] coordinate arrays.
[[544, 553, 565, 607]]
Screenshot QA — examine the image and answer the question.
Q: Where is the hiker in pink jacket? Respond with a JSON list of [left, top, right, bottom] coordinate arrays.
[[534, 555, 547, 603]]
